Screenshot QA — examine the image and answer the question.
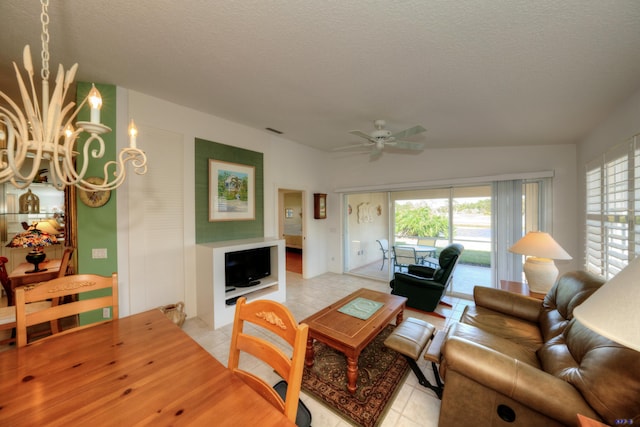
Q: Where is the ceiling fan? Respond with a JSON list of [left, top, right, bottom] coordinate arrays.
[[333, 119, 426, 159]]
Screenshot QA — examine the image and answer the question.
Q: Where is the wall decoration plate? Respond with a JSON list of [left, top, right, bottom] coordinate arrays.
[[79, 177, 111, 208]]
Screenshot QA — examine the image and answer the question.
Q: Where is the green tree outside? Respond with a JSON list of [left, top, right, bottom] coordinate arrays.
[[395, 203, 449, 238]]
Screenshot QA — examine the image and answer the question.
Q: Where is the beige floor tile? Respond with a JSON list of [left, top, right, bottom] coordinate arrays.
[[185, 270, 449, 426]]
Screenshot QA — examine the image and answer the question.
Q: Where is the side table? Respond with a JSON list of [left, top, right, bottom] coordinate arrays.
[[499, 279, 546, 300], [7, 259, 62, 306]]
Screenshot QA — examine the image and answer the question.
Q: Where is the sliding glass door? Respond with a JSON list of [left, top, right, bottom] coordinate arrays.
[[344, 192, 391, 281], [343, 179, 550, 299], [391, 186, 493, 297]]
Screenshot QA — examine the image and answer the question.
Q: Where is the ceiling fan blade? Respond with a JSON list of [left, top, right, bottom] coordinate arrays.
[[349, 130, 374, 141], [395, 141, 425, 151], [332, 142, 372, 152], [391, 125, 426, 140]]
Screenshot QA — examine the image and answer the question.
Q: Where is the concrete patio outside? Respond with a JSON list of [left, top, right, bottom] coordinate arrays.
[[348, 260, 492, 299]]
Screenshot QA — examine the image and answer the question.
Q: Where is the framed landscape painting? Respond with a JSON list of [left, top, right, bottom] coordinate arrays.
[[209, 159, 255, 221]]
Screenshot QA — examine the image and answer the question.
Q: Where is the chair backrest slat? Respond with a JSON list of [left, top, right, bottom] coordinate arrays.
[[228, 297, 308, 423], [57, 248, 74, 278], [15, 273, 118, 347]]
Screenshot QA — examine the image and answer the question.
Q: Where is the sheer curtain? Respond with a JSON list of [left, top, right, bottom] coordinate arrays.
[[493, 177, 553, 284], [493, 180, 523, 283]]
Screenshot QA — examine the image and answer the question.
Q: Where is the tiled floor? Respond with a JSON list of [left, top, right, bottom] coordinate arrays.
[[0, 271, 473, 426], [183, 271, 473, 427]]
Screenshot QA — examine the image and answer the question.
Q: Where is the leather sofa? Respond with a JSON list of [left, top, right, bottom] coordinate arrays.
[[438, 271, 640, 426], [389, 243, 463, 313]]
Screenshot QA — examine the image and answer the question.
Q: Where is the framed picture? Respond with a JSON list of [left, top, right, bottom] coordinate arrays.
[[285, 208, 294, 218], [314, 193, 327, 219], [209, 159, 255, 221]]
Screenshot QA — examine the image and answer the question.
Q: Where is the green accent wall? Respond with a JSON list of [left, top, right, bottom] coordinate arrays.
[[195, 138, 264, 242], [76, 82, 118, 323]]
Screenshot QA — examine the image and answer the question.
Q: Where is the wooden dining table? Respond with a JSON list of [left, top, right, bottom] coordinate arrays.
[[7, 259, 62, 306], [0, 309, 295, 426]]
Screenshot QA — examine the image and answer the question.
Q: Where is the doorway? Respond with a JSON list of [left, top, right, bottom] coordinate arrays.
[[278, 189, 304, 274]]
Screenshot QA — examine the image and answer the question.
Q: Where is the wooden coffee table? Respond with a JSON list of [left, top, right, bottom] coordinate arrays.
[[302, 288, 407, 393]]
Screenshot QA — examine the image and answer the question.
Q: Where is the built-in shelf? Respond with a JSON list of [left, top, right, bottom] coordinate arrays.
[[196, 237, 286, 329], [0, 183, 65, 272]]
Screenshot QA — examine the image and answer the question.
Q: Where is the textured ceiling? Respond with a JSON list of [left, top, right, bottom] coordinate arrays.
[[1, 0, 640, 152]]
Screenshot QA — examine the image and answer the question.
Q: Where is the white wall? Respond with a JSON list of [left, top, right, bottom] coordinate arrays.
[[119, 90, 330, 316], [576, 87, 640, 266], [327, 144, 579, 275], [117, 87, 589, 315], [345, 193, 388, 269]]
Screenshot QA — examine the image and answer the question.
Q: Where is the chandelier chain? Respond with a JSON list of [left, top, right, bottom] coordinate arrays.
[[40, 0, 50, 81]]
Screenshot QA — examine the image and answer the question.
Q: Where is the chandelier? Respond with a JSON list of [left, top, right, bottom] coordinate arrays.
[[0, 0, 147, 191]]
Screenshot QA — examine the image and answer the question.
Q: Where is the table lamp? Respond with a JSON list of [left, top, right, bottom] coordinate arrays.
[[509, 231, 572, 293], [33, 219, 63, 236], [6, 226, 59, 273], [574, 257, 640, 352]]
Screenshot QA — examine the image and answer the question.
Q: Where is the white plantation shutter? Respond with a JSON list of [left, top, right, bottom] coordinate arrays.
[[586, 136, 639, 279], [586, 159, 604, 275]]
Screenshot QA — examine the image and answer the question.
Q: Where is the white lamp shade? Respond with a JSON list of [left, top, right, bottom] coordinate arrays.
[[574, 257, 640, 352], [34, 221, 61, 236], [509, 231, 572, 260], [509, 231, 572, 293]]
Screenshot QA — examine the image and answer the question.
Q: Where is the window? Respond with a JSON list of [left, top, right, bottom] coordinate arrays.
[[586, 136, 639, 279]]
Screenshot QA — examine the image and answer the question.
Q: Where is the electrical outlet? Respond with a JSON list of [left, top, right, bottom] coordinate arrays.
[[103, 307, 111, 318]]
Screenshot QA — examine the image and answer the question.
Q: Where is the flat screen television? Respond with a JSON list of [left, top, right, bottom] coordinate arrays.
[[225, 247, 271, 288]]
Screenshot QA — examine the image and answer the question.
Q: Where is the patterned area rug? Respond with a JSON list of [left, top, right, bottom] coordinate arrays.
[[302, 325, 409, 427]]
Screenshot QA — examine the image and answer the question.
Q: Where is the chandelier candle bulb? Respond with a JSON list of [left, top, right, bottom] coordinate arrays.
[[88, 84, 102, 124], [128, 119, 138, 148]]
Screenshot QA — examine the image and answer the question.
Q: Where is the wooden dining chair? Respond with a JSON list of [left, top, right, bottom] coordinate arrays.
[[0, 256, 13, 306], [15, 273, 118, 347], [228, 297, 311, 426], [0, 300, 53, 345], [58, 248, 75, 278], [0, 256, 53, 345]]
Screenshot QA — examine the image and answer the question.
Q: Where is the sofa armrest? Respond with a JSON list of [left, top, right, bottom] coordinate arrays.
[[444, 336, 600, 424], [407, 264, 437, 278], [473, 287, 542, 323], [393, 272, 444, 290]]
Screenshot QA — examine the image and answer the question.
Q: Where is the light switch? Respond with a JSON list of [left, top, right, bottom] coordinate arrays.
[[92, 248, 108, 259]]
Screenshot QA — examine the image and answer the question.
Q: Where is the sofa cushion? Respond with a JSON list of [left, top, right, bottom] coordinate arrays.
[[460, 305, 544, 353], [539, 271, 605, 342], [538, 320, 640, 425], [444, 322, 541, 374]]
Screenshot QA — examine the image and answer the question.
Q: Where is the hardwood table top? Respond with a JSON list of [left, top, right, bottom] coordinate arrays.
[[302, 288, 407, 393], [302, 288, 407, 354], [0, 309, 295, 427], [9, 259, 62, 288], [5, 259, 62, 306]]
